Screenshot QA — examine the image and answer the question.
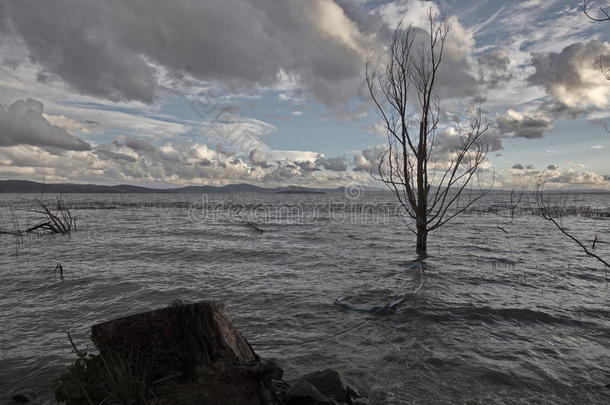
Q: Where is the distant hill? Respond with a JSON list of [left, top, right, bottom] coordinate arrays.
[[0, 180, 344, 194]]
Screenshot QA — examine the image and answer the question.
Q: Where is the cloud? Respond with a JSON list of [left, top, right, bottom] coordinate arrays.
[[0, 98, 91, 151], [123, 137, 156, 152], [546, 164, 558, 170], [377, 0, 442, 28], [512, 163, 525, 170], [95, 148, 137, 163], [1, 2, 156, 103], [592, 144, 604, 149], [42, 114, 102, 134], [0, 0, 375, 107], [548, 170, 607, 185], [248, 149, 273, 169], [478, 49, 513, 88], [316, 156, 347, 171], [202, 116, 276, 153], [528, 40, 610, 110], [497, 109, 553, 139], [354, 145, 385, 172], [433, 126, 503, 161]]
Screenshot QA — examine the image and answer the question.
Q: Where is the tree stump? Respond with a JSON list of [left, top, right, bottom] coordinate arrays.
[[91, 301, 258, 381]]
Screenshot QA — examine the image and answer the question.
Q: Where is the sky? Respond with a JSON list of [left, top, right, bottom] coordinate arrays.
[[0, 0, 609, 189]]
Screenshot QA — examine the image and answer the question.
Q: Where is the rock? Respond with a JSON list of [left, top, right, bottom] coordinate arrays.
[[11, 394, 30, 403], [301, 369, 356, 403], [346, 384, 361, 400], [260, 357, 284, 380], [286, 379, 333, 405], [91, 301, 257, 380]]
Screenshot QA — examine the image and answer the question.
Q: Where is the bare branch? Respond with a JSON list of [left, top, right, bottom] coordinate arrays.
[[583, 0, 610, 21], [535, 176, 610, 270]]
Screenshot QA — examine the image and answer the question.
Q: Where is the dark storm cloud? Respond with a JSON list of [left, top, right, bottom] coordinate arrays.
[[0, 99, 91, 151], [124, 137, 156, 152], [1, 2, 156, 103], [1, 0, 371, 107], [95, 148, 137, 163], [497, 110, 553, 139]]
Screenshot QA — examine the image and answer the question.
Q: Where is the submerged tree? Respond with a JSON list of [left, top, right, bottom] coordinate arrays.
[[366, 13, 491, 257]]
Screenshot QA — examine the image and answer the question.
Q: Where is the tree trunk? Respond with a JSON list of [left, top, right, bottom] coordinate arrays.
[[416, 225, 428, 257]]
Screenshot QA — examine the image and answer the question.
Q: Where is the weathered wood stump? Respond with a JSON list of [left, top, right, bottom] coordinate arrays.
[[92, 301, 257, 380], [56, 300, 367, 405]]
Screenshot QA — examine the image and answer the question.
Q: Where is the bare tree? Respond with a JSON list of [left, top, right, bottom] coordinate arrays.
[[366, 13, 491, 257], [583, 0, 610, 21], [535, 176, 609, 279]]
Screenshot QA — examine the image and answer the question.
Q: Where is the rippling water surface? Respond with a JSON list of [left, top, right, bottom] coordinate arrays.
[[1, 191, 609, 404]]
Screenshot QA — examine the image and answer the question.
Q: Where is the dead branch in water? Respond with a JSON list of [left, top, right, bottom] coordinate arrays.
[[54, 263, 64, 279], [26, 197, 76, 235], [0, 208, 25, 255], [0, 229, 23, 236], [238, 214, 264, 234], [535, 177, 610, 272]]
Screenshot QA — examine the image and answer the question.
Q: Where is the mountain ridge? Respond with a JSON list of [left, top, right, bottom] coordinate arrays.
[[0, 180, 346, 194]]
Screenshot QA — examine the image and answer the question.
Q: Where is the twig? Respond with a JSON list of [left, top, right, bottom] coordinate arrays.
[[54, 263, 64, 279], [238, 214, 264, 234], [497, 226, 508, 234], [536, 177, 610, 272], [0, 230, 23, 236], [67, 331, 84, 357]]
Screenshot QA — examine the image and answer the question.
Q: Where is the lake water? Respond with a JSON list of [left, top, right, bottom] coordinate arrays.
[[0, 191, 609, 404]]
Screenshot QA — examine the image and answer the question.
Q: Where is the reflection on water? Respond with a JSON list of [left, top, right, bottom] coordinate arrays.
[[0, 191, 609, 404]]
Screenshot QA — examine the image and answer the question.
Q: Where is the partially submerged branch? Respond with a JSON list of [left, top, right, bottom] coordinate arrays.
[[535, 177, 610, 270], [238, 214, 264, 234], [27, 198, 76, 235]]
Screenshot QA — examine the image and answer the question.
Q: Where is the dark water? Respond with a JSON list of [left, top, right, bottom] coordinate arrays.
[[0, 191, 609, 404]]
